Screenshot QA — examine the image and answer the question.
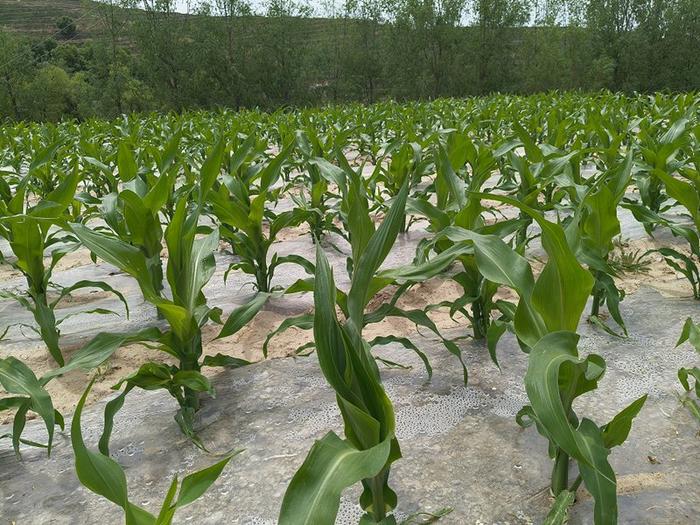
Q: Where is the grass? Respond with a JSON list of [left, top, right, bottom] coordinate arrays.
[[609, 238, 652, 275]]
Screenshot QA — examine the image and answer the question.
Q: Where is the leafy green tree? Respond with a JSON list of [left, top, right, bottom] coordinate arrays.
[[392, 0, 467, 98], [471, 0, 531, 93], [21, 65, 80, 121], [55, 16, 77, 40], [341, 1, 388, 102], [0, 31, 34, 120]]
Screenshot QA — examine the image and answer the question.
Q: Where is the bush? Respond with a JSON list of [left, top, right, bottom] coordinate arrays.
[[55, 16, 77, 39]]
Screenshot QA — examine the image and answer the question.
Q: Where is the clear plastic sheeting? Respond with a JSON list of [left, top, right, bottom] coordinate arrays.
[[1, 287, 698, 524]]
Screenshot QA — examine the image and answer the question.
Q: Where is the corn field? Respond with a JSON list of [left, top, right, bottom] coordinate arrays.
[[0, 92, 699, 524]]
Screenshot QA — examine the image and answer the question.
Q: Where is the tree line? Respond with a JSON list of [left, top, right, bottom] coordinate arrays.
[[1, 0, 699, 121]]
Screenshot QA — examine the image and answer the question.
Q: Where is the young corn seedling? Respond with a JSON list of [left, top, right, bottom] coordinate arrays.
[[70, 142, 270, 445], [565, 152, 634, 336], [280, 183, 411, 524], [290, 131, 347, 244], [446, 194, 647, 525], [372, 138, 432, 233], [265, 166, 466, 380], [72, 379, 237, 524], [675, 318, 700, 423], [20, 139, 67, 199], [624, 144, 700, 299], [0, 171, 127, 365], [207, 137, 310, 292], [632, 116, 690, 230], [98, 143, 180, 303], [496, 124, 580, 247], [409, 133, 520, 355]]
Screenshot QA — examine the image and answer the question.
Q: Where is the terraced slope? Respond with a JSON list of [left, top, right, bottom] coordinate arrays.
[[0, 0, 112, 40]]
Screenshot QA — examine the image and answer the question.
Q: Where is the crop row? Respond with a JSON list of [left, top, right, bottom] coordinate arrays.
[[1, 92, 699, 524]]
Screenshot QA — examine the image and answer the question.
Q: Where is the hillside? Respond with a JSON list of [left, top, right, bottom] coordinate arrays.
[[0, 0, 352, 45], [0, 0, 112, 40]]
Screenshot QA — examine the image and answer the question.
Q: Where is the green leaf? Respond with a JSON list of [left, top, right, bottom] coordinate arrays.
[[198, 139, 226, 206], [117, 143, 138, 182], [262, 313, 314, 358], [601, 395, 647, 449], [279, 433, 391, 525], [52, 279, 130, 317], [202, 353, 251, 368], [368, 335, 432, 378], [172, 371, 213, 395], [69, 223, 158, 298], [99, 384, 135, 456], [176, 452, 239, 507], [71, 379, 133, 510], [542, 489, 575, 525], [526, 332, 617, 525], [347, 181, 409, 326], [0, 357, 56, 454], [43, 327, 162, 380], [676, 318, 700, 351], [217, 293, 270, 339]]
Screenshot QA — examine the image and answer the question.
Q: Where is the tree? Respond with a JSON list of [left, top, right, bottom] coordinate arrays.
[[471, 0, 531, 93], [391, 0, 467, 98], [134, 0, 192, 110], [56, 16, 77, 39], [663, 0, 700, 90], [251, 0, 313, 105], [0, 31, 34, 119], [21, 65, 80, 121], [341, 0, 388, 102], [197, 0, 253, 107]]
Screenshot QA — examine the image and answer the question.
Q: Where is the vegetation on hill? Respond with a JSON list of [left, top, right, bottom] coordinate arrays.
[[0, 0, 699, 121]]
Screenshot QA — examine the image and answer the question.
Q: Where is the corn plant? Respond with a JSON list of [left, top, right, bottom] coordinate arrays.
[[72, 379, 237, 524], [675, 318, 700, 423], [265, 168, 465, 380], [70, 142, 269, 445], [19, 139, 67, 199], [279, 183, 411, 524], [633, 116, 690, 229], [98, 145, 180, 303], [624, 151, 700, 299], [448, 195, 647, 524], [409, 134, 520, 354], [0, 171, 127, 365], [289, 132, 347, 244], [498, 125, 580, 247], [565, 152, 634, 335], [372, 138, 432, 233], [207, 138, 310, 292]]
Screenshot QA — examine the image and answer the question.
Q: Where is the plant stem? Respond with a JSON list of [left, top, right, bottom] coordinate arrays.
[[471, 299, 487, 340], [551, 448, 570, 496], [256, 248, 269, 293], [370, 471, 387, 522], [515, 213, 531, 248], [570, 474, 583, 492], [590, 272, 603, 318], [180, 336, 203, 412], [33, 291, 63, 366], [150, 259, 165, 319]]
